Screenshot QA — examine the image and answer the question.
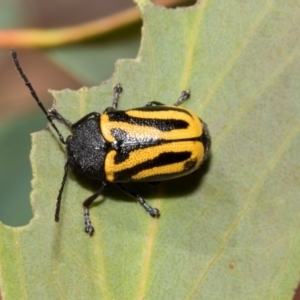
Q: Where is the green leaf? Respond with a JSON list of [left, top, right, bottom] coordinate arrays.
[[1, 0, 300, 299]]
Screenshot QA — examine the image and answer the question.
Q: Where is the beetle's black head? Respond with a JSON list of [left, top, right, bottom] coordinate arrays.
[[66, 114, 107, 181]]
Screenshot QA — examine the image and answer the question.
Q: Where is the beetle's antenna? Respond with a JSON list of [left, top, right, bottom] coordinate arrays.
[[11, 49, 66, 144]]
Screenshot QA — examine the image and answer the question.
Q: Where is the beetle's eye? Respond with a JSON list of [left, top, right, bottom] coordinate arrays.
[[66, 135, 73, 144]]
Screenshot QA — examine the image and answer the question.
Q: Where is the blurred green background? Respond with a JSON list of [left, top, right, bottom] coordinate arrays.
[[0, 0, 139, 226]]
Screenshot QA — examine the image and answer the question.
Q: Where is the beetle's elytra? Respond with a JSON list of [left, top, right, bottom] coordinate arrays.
[[11, 50, 211, 236]]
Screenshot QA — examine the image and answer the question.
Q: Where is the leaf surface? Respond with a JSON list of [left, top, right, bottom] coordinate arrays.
[[1, 0, 300, 299]]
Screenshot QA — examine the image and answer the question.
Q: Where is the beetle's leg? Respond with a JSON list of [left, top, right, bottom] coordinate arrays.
[[116, 184, 160, 218], [55, 161, 69, 222], [71, 112, 100, 130], [146, 90, 190, 107], [145, 101, 164, 107], [112, 83, 123, 110], [48, 109, 100, 131], [48, 108, 73, 129], [83, 181, 107, 236], [174, 90, 190, 106]]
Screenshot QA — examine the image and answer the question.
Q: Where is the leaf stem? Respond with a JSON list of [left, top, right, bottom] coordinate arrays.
[[0, 0, 193, 48]]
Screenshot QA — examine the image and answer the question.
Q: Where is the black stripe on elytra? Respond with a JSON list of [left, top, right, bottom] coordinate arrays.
[[107, 110, 189, 132], [132, 158, 197, 182], [110, 128, 205, 164], [130, 105, 193, 116], [113, 151, 192, 182], [111, 128, 160, 164]]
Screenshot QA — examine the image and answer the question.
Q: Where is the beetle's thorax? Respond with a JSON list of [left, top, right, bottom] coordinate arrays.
[[66, 115, 107, 181]]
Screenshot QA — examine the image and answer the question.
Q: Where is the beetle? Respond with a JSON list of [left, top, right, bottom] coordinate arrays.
[[11, 49, 211, 235]]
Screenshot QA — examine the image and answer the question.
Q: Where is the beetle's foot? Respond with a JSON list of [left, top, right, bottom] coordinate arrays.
[[85, 224, 94, 236], [136, 194, 160, 218], [84, 208, 94, 236], [112, 83, 123, 110], [149, 207, 160, 218], [48, 108, 72, 128], [114, 83, 123, 95], [174, 89, 190, 106]]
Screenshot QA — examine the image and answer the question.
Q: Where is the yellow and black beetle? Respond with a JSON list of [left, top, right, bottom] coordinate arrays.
[[11, 50, 211, 235]]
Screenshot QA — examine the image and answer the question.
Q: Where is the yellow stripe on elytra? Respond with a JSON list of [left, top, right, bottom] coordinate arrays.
[[100, 111, 202, 142], [105, 141, 204, 182], [132, 162, 186, 180], [131, 142, 204, 181], [125, 106, 191, 120]]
